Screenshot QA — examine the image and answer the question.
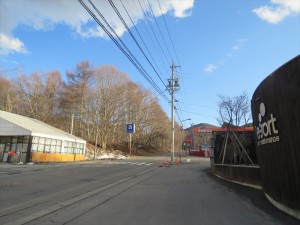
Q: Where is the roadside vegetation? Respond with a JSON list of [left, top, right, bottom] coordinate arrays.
[[0, 61, 184, 154]]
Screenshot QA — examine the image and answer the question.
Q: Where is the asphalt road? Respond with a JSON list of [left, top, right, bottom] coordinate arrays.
[[0, 156, 298, 225]]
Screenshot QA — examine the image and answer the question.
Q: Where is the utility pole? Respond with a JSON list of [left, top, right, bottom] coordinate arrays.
[[167, 63, 180, 164]]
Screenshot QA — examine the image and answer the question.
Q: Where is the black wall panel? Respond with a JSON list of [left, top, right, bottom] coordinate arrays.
[[251, 55, 300, 211]]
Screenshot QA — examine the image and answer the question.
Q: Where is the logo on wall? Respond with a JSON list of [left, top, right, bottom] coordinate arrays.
[[256, 102, 279, 146]]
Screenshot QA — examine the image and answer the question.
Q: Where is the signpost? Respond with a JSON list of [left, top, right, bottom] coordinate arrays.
[[126, 124, 135, 156]]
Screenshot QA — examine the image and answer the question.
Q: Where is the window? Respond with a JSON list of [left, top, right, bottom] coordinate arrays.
[[12, 137, 17, 143], [39, 138, 45, 144], [23, 136, 29, 143], [80, 143, 85, 154], [6, 137, 11, 144], [18, 136, 23, 143], [45, 145, 50, 152], [32, 137, 39, 144], [56, 140, 62, 153], [64, 141, 74, 153], [37, 144, 45, 152], [27, 137, 84, 155], [44, 138, 51, 152], [46, 138, 51, 145], [11, 143, 17, 150], [51, 139, 57, 145], [31, 144, 38, 151], [22, 144, 28, 153], [0, 137, 6, 143], [50, 145, 56, 152], [56, 145, 61, 153]]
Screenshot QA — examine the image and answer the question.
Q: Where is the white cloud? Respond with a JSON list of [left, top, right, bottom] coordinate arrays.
[[228, 38, 247, 55], [237, 38, 247, 43], [204, 64, 217, 73], [206, 38, 247, 73], [172, 0, 194, 18], [232, 45, 240, 51], [0, 0, 194, 56], [253, 0, 300, 24], [273, 0, 300, 12], [0, 33, 29, 55]]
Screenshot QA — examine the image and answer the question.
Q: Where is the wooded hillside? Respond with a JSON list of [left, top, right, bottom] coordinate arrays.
[[1, 61, 184, 153]]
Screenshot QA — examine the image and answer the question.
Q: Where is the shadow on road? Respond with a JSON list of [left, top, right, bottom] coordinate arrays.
[[205, 169, 299, 225]]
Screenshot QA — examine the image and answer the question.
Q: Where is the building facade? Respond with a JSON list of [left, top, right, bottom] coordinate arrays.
[[0, 110, 86, 163]]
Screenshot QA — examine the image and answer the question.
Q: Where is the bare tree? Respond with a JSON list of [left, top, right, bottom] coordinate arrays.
[[44, 71, 64, 126], [1, 62, 176, 154], [90, 65, 130, 149], [217, 92, 253, 165], [0, 77, 14, 112], [217, 92, 251, 127], [233, 92, 252, 126], [15, 71, 64, 124], [62, 61, 94, 137]]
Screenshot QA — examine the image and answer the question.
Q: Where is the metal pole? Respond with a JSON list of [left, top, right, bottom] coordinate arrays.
[[171, 63, 175, 164], [129, 133, 132, 156]]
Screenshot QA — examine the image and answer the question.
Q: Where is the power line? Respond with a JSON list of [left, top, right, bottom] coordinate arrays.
[[79, 0, 191, 125], [119, 0, 165, 84], [146, 0, 173, 63], [110, 0, 166, 86], [132, 0, 169, 72], [78, 0, 169, 102], [137, 0, 170, 66], [177, 109, 215, 118], [157, 0, 181, 66]]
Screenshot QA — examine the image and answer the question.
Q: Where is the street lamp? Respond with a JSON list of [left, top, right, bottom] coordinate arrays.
[[181, 118, 191, 128], [180, 119, 191, 159]]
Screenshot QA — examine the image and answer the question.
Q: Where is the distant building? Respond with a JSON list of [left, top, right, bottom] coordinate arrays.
[[0, 110, 86, 163], [184, 123, 218, 149]]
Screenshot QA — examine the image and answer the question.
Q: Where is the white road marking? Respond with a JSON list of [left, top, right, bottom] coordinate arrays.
[[101, 161, 153, 166]]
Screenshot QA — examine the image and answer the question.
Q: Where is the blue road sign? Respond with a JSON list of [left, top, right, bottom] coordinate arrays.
[[126, 124, 135, 133]]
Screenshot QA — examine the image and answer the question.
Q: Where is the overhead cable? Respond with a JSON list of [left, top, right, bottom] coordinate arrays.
[[78, 0, 169, 102], [109, 0, 166, 86], [119, 0, 165, 84], [137, 0, 170, 66], [157, 0, 181, 66], [146, 0, 173, 63]]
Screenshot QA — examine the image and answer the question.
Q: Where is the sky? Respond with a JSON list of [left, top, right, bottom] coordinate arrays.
[[0, 0, 300, 127]]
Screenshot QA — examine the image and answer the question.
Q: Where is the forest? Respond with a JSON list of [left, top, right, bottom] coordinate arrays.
[[0, 61, 185, 154]]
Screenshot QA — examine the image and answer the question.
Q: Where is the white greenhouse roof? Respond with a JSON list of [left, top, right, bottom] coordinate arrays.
[[0, 110, 86, 143]]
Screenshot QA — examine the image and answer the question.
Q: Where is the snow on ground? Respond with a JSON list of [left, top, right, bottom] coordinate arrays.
[[85, 148, 129, 160]]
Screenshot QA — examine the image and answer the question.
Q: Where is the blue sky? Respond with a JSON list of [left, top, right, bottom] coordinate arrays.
[[0, 0, 299, 127]]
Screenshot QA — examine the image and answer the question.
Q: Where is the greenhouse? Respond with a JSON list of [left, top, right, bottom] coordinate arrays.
[[0, 110, 86, 163]]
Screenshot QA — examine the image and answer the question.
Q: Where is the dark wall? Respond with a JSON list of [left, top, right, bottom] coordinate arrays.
[[211, 164, 261, 188], [251, 55, 300, 212], [212, 131, 256, 164]]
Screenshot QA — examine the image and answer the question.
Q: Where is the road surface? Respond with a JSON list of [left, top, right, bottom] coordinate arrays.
[[0, 156, 298, 225]]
